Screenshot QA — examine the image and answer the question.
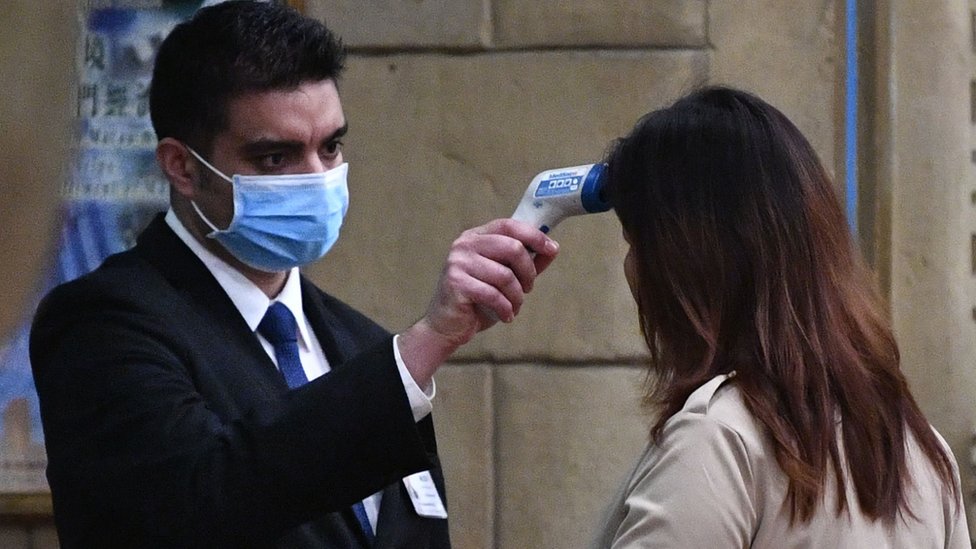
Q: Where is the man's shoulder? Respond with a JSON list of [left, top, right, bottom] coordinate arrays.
[[40, 214, 183, 307], [49, 246, 168, 301], [31, 241, 194, 347]]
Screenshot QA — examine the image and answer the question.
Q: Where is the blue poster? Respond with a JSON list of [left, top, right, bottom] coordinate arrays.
[[0, 0, 217, 494]]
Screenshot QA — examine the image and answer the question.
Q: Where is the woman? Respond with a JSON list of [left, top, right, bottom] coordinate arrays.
[[593, 87, 969, 548]]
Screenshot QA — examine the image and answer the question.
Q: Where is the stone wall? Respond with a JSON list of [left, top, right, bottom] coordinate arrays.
[[6, 1, 975, 547], [0, 3, 73, 544], [0, 2, 73, 341], [879, 0, 976, 536]]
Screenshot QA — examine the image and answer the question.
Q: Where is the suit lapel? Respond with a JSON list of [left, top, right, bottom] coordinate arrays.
[[300, 276, 352, 368], [133, 214, 284, 389], [372, 481, 408, 548]]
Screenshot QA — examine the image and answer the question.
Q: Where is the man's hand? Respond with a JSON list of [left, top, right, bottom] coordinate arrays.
[[397, 219, 559, 385]]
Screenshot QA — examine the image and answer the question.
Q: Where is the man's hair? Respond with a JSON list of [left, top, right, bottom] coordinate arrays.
[[149, 0, 346, 151]]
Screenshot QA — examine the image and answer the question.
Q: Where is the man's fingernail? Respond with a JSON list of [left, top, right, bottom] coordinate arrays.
[[546, 240, 559, 253]]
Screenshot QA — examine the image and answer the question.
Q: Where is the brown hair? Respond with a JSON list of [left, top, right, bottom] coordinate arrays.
[[604, 86, 957, 522]]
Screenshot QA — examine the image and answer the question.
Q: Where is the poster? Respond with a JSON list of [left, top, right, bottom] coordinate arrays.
[[0, 0, 220, 500]]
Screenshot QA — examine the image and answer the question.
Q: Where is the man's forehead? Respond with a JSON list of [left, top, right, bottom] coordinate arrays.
[[209, 80, 345, 147], [228, 79, 341, 107]]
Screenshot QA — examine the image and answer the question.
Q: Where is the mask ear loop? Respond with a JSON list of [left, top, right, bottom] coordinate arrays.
[[184, 144, 234, 235], [185, 145, 234, 183], [190, 200, 224, 235]]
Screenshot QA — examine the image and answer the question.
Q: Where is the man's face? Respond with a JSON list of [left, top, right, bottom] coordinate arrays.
[[193, 79, 348, 231]]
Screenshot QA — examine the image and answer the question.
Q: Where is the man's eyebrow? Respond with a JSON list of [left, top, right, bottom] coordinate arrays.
[[329, 122, 349, 141], [238, 123, 347, 156], [240, 139, 303, 156]]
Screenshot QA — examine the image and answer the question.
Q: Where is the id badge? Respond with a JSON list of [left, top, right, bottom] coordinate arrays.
[[402, 470, 448, 519]]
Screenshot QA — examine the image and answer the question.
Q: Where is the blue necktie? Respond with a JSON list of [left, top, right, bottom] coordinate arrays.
[[258, 302, 375, 543]]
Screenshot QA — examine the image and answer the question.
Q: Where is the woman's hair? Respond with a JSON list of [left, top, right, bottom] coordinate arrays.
[[604, 86, 957, 523]]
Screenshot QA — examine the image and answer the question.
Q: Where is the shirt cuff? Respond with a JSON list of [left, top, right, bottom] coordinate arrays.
[[392, 334, 435, 422]]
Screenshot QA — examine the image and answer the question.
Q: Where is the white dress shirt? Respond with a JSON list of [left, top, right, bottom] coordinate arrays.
[[164, 209, 435, 533]]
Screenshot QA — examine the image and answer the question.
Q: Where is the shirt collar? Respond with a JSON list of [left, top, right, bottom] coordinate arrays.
[[164, 209, 313, 349]]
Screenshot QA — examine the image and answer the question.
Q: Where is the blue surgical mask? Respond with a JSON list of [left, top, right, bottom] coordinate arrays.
[[186, 147, 349, 272]]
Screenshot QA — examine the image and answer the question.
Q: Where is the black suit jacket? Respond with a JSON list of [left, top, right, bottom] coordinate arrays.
[[30, 215, 451, 548]]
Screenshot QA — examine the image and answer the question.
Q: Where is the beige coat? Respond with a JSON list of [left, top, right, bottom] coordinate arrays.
[[592, 374, 970, 548]]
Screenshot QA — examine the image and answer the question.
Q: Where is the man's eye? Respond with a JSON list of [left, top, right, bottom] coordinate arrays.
[[253, 153, 288, 172], [324, 140, 343, 155]]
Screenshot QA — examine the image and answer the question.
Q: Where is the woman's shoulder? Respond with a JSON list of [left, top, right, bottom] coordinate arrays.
[[666, 372, 766, 447], [613, 373, 774, 547], [624, 374, 776, 483]]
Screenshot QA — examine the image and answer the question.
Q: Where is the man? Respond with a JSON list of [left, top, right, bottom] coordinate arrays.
[[29, 2, 558, 547]]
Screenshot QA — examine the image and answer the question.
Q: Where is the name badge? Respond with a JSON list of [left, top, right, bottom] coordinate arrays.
[[403, 471, 448, 519]]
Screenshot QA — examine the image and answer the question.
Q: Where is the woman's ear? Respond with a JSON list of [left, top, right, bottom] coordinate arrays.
[[156, 137, 198, 199]]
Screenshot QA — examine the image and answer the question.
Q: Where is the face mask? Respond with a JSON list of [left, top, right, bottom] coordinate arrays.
[[186, 147, 349, 272]]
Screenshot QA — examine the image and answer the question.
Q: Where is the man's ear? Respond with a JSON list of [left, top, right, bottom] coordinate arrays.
[[157, 137, 198, 199]]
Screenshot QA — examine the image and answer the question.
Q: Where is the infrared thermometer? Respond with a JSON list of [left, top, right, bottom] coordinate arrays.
[[511, 163, 611, 233]]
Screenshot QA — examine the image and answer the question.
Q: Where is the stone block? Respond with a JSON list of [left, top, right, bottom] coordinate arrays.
[[883, 0, 976, 518], [305, 50, 706, 361], [0, 2, 74, 336], [431, 364, 494, 549], [304, 1, 489, 48], [494, 364, 649, 549], [708, 0, 839, 170], [0, 527, 28, 549], [30, 525, 59, 549], [493, 0, 707, 48]]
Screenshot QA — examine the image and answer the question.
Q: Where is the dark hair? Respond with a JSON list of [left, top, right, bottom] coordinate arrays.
[[605, 86, 957, 523], [149, 0, 346, 151]]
